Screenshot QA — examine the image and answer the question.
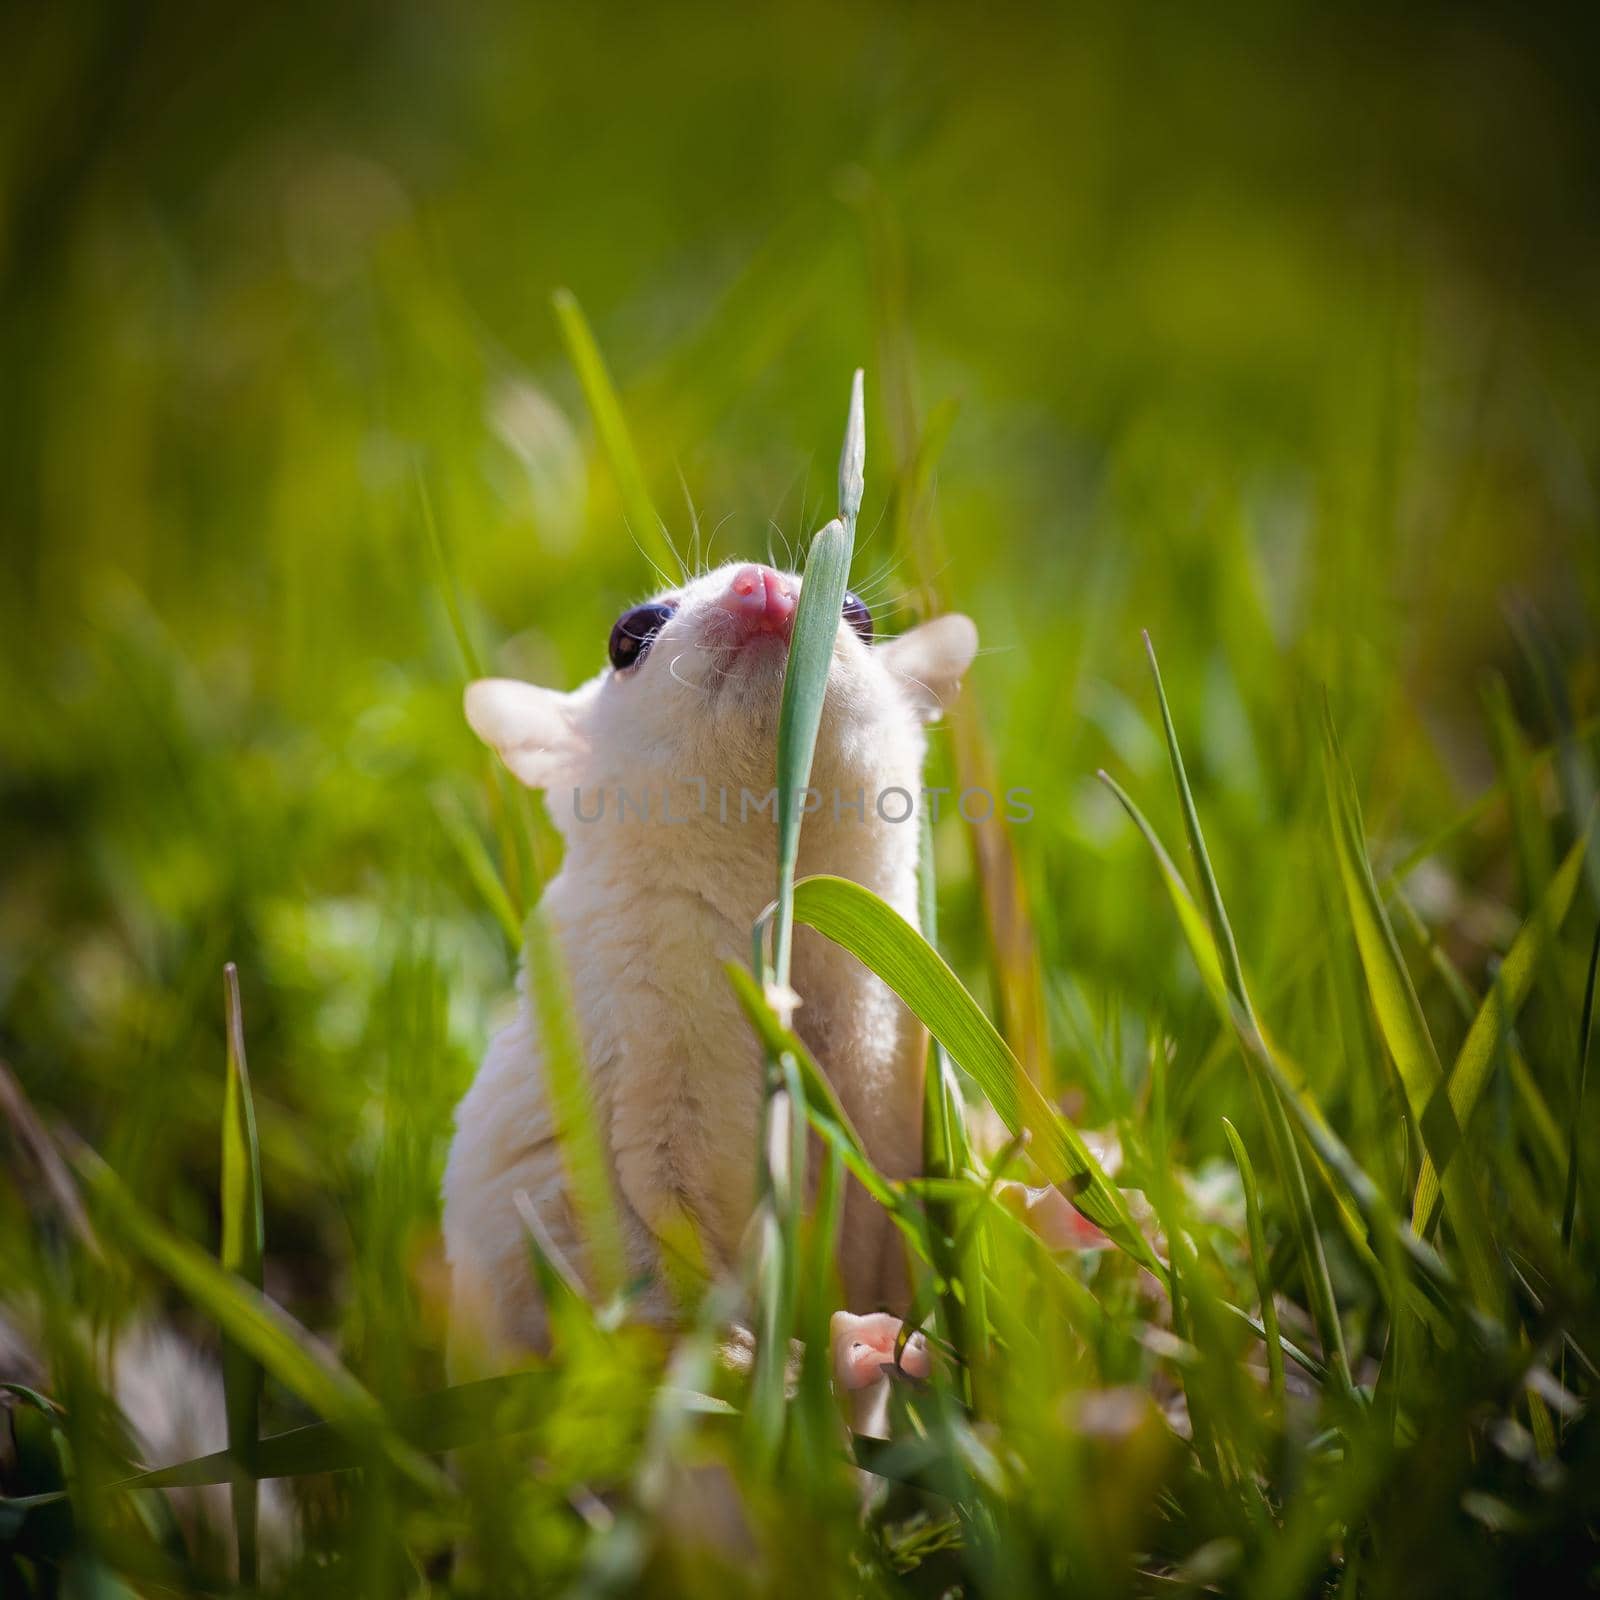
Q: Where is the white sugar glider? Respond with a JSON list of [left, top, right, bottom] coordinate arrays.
[[442, 559, 977, 1371]]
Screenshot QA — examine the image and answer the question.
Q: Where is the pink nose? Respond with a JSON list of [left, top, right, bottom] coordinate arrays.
[[719, 564, 797, 637]]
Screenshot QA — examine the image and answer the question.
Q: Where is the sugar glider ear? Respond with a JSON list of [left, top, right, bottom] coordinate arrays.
[[875, 614, 978, 722], [464, 678, 588, 789]]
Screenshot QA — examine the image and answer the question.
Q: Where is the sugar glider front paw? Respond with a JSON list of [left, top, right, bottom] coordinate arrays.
[[829, 1310, 931, 1390], [831, 1311, 932, 1442]]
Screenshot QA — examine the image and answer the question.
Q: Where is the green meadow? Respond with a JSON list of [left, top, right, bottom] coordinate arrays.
[[3, 3, 1599, 1595]]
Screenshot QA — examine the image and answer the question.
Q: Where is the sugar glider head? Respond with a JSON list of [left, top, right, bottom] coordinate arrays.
[[463, 560, 978, 802]]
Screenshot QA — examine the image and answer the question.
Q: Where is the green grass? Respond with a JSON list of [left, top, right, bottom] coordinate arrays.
[[4, 4, 1600, 1595]]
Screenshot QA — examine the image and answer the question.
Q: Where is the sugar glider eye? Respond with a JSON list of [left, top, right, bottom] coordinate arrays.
[[842, 591, 874, 643], [608, 600, 677, 672]]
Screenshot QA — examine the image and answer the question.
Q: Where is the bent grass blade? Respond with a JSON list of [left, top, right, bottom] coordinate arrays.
[[220, 965, 265, 1584], [69, 1143, 448, 1496], [1102, 638, 1353, 1393], [1322, 705, 1501, 1316], [787, 873, 1159, 1273], [1412, 827, 1590, 1236]]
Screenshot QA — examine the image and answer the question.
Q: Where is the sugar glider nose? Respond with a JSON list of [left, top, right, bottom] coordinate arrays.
[[719, 563, 797, 637]]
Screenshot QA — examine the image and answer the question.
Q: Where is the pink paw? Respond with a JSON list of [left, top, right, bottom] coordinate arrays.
[[830, 1311, 932, 1392], [997, 1180, 1114, 1252]]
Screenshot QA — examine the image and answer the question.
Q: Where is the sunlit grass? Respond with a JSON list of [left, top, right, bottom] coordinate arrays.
[[3, 8, 1600, 1593], [5, 318, 1599, 1594]]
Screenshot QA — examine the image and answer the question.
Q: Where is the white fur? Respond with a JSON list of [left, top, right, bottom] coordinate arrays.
[[443, 561, 977, 1370]]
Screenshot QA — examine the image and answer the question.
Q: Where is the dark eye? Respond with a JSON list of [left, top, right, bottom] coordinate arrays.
[[609, 600, 677, 672], [842, 590, 874, 643]]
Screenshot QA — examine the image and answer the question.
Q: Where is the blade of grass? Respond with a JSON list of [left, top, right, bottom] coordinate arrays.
[[1139, 634, 1255, 1021], [1147, 1041, 1242, 1503], [420, 461, 547, 913], [790, 1133, 850, 1489], [1322, 704, 1501, 1315], [838, 366, 865, 528], [1391, 886, 1568, 1183], [1231, 1014, 1466, 1330], [1564, 920, 1600, 1252], [787, 873, 1160, 1272], [551, 287, 683, 584], [219, 965, 265, 1586], [747, 372, 864, 1466], [727, 960, 935, 1275], [1412, 828, 1590, 1235], [1222, 1117, 1285, 1408], [1218, 1304, 1330, 1388], [728, 964, 908, 1219], [513, 1188, 612, 1363], [918, 802, 988, 1396], [765, 517, 852, 981], [901, 399, 974, 1217], [523, 904, 627, 1300], [0, 1059, 100, 1259], [770, 370, 862, 986], [67, 1141, 448, 1495], [1130, 637, 1353, 1393], [952, 705, 1054, 1080], [416, 466, 485, 681], [434, 789, 524, 949], [117, 1371, 579, 1487], [1098, 769, 1381, 1284]]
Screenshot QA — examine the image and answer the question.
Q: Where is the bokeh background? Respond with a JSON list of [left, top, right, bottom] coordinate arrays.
[[3, 0, 1599, 1578]]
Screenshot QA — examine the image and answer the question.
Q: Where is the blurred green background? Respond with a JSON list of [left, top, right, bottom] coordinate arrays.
[[3, 0, 1599, 1579]]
